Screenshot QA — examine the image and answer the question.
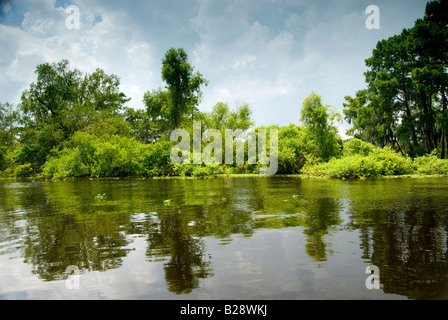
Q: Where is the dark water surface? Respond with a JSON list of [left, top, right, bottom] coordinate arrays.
[[1, 176, 448, 300]]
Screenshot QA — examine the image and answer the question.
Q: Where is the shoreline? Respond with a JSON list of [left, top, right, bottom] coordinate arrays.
[[1, 172, 447, 182]]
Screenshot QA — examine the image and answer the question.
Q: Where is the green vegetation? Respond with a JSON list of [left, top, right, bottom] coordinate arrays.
[[302, 139, 416, 179], [1, 0, 447, 180], [344, 0, 448, 159]]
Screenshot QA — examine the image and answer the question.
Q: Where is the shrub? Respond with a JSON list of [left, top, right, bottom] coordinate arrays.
[[15, 163, 33, 177], [304, 155, 381, 179], [343, 138, 376, 156], [277, 146, 300, 174], [142, 140, 175, 176], [173, 163, 194, 177], [42, 132, 148, 178], [230, 163, 255, 174], [303, 143, 414, 179], [414, 155, 448, 175], [372, 146, 414, 176], [43, 147, 90, 179], [277, 124, 309, 173]]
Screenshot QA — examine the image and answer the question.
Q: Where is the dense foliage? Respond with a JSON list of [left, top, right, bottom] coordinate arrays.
[[1, 1, 447, 179], [343, 0, 448, 158]]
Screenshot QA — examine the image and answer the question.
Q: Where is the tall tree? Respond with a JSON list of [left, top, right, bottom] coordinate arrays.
[[300, 92, 342, 161], [161, 48, 208, 129], [410, 0, 448, 157], [344, 0, 448, 158], [364, 30, 417, 155]]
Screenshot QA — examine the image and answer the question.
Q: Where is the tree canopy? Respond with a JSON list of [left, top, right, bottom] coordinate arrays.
[[343, 0, 448, 158], [161, 47, 208, 129], [300, 92, 342, 161], [16, 59, 131, 170]]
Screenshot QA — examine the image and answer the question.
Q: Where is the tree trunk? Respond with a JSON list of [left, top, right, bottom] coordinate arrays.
[[441, 92, 448, 159], [389, 125, 405, 156], [420, 91, 435, 153], [403, 91, 418, 157]]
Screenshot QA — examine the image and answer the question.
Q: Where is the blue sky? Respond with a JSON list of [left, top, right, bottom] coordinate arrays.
[[0, 0, 429, 136]]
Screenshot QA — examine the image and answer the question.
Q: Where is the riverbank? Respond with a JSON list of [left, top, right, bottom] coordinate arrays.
[[2, 170, 448, 182], [2, 138, 448, 181]]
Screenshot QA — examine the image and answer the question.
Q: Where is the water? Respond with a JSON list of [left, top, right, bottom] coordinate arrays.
[[1, 176, 448, 300]]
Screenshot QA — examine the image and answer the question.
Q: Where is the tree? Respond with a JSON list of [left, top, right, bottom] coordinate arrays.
[[277, 124, 307, 174], [17, 59, 130, 170], [123, 107, 152, 143], [161, 48, 208, 129], [344, 0, 448, 158], [197, 102, 254, 131], [300, 93, 342, 161], [142, 88, 173, 141], [80, 68, 129, 114], [343, 89, 382, 145], [409, 0, 448, 157], [366, 30, 418, 155], [0, 102, 19, 171], [20, 60, 80, 130], [0, 102, 18, 148]]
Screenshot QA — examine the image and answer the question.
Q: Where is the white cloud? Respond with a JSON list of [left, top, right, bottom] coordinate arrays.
[[21, 13, 55, 36], [231, 54, 256, 71]]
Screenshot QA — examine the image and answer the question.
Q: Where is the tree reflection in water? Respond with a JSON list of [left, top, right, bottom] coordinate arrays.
[[1, 177, 448, 298]]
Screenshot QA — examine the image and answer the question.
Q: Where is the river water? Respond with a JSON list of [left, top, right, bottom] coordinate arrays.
[[1, 176, 447, 299]]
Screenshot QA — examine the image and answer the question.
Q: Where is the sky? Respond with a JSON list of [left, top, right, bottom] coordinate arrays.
[[0, 0, 430, 137]]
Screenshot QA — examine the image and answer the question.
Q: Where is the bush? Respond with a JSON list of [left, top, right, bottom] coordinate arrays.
[[39, 129, 448, 180], [142, 140, 175, 177], [42, 132, 148, 178], [414, 155, 448, 175], [303, 141, 415, 179], [303, 155, 382, 179], [277, 124, 308, 174], [15, 163, 33, 177], [43, 147, 89, 179], [90, 136, 145, 177], [173, 163, 194, 177], [191, 163, 226, 177], [372, 146, 414, 176], [277, 146, 300, 174], [232, 163, 256, 174], [343, 138, 376, 156]]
